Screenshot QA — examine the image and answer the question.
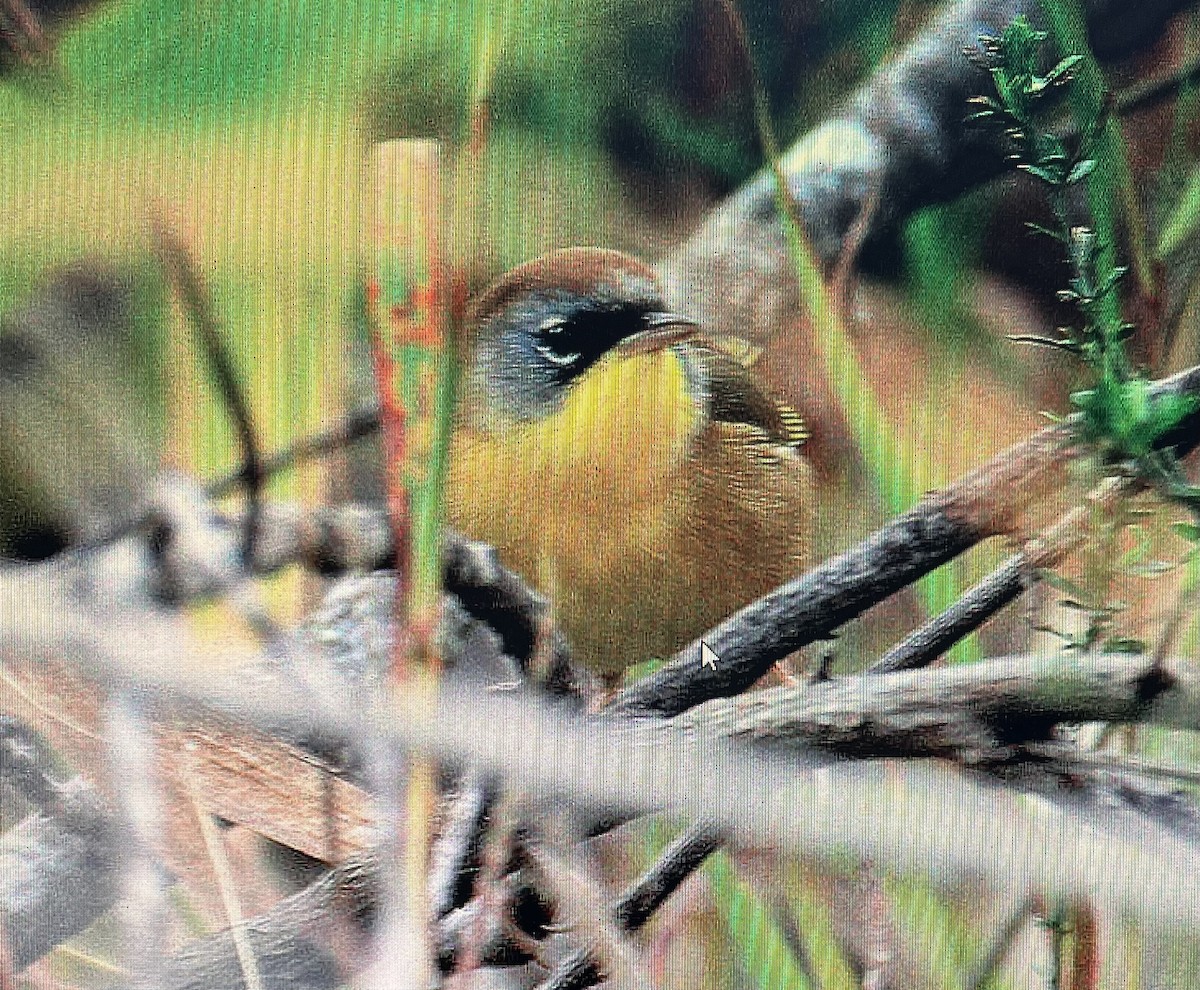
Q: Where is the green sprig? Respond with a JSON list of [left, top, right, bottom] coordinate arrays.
[[970, 16, 1199, 513]]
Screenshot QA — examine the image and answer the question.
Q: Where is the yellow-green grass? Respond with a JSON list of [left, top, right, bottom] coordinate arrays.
[[708, 851, 857, 990]]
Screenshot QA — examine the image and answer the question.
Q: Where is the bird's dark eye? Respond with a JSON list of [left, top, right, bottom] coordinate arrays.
[[534, 316, 582, 367]]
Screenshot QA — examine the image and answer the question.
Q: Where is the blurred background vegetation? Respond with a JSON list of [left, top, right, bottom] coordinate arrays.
[[0, 0, 954, 645], [0, 0, 934, 554], [5, 1, 1200, 985]]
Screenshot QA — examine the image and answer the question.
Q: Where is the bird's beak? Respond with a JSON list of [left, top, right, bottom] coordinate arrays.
[[615, 312, 700, 356]]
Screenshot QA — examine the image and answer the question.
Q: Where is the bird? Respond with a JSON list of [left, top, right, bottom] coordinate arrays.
[[447, 247, 813, 687]]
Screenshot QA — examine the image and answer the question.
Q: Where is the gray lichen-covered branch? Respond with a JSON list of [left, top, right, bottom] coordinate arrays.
[[656, 0, 1196, 339]]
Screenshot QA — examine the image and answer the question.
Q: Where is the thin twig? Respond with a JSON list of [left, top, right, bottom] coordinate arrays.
[[868, 554, 1030, 673], [963, 895, 1035, 990], [830, 179, 881, 317], [207, 403, 381, 499], [525, 820, 653, 990], [452, 788, 521, 978], [427, 776, 498, 922], [612, 823, 725, 932], [438, 820, 724, 981], [179, 756, 265, 990], [536, 823, 724, 990], [149, 214, 265, 567], [870, 475, 1136, 673], [60, 402, 380, 559]]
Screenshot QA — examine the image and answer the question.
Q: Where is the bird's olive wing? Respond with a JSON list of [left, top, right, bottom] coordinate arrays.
[[689, 342, 807, 452]]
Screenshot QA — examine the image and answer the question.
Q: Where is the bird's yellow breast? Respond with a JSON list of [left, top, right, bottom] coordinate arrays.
[[447, 248, 812, 681], [449, 346, 699, 545], [447, 348, 701, 670]]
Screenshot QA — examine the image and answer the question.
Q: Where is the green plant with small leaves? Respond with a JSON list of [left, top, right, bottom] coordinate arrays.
[[970, 16, 1200, 660], [1032, 569, 1145, 654], [968, 17, 1200, 514]]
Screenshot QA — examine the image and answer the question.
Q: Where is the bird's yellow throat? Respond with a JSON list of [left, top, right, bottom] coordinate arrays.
[[450, 344, 699, 534]]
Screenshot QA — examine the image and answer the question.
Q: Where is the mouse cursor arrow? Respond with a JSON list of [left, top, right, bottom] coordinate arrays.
[[700, 641, 719, 670]]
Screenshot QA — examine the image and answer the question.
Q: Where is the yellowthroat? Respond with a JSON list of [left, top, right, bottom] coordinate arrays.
[[447, 248, 813, 685]]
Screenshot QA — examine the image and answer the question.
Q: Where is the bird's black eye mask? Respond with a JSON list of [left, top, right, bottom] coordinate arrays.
[[470, 288, 666, 425], [529, 307, 647, 384]]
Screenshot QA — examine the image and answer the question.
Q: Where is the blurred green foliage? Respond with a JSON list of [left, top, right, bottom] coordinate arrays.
[[11, 0, 927, 189], [0, 0, 934, 558], [5, 2, 1200, 983]]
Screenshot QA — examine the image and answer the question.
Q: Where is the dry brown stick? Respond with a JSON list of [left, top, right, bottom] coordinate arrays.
[[434, 787, 723, 978], [0, 637, 377, 927], [435, 804, 724, 978], [870, 474, 1136, 673], [671, 650, 1181, 762], [449, 789, 526, 977], [868, 555, 1034, 674]]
